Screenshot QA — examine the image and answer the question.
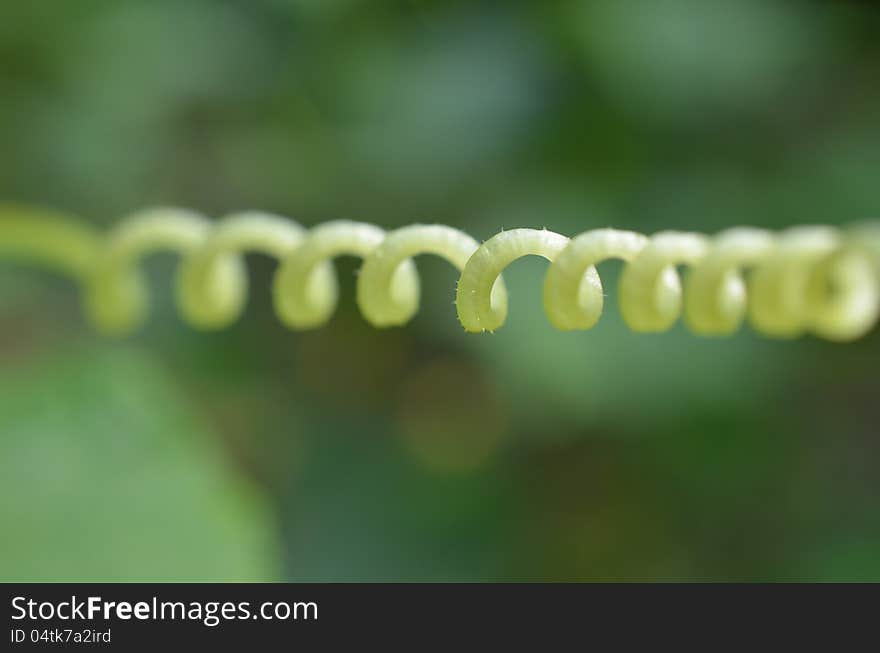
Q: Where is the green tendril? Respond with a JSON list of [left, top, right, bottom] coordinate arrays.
[[1, 204, 878, 341]]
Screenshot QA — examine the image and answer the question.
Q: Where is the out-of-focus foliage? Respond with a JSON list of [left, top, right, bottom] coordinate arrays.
[[1, 0, 879, 580], [0, 345, 278, 581]]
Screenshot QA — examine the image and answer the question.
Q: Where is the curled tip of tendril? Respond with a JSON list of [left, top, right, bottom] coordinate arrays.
[[1, 205, 878, 341], [83, 207, 211, 335]]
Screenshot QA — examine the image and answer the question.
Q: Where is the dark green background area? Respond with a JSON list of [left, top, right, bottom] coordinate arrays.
[[1, 0, 878, 581]]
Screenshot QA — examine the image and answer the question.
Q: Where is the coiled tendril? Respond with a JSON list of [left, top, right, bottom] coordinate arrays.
[[1, 204, 879, 341]]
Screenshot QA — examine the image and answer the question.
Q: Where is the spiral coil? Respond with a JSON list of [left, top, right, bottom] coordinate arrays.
[[1, 204, 879, 341]]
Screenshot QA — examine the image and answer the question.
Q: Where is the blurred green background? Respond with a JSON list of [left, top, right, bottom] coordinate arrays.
[[1, 0, 879, 581]]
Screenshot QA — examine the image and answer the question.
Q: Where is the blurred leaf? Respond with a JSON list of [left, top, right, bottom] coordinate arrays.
[[0, 343, 280, 581]]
